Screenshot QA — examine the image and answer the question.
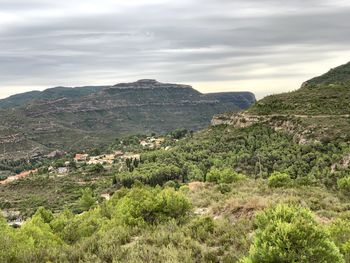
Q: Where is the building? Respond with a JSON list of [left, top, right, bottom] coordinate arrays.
[[74, 153, 89, 162], [57, 167, 69, 174]]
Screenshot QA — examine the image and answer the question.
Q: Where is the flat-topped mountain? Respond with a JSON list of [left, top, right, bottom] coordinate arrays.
[[0, 80, 255, 159]]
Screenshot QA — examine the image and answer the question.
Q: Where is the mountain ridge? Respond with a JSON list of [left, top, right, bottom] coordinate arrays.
[[0, 80, 255, 160]]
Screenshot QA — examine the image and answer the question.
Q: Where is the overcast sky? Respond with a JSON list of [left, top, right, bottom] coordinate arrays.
[[0, 0, 349, 99]]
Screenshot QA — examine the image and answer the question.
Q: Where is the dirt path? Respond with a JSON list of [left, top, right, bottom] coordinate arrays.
[[268, 114, 350, 118], [0, 169, 37, 185]]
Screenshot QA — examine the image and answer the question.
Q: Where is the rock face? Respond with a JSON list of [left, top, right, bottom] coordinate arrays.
[[211, 113, 262, 127], [0, 80, 256, 159], [211, 113, 321, 145]]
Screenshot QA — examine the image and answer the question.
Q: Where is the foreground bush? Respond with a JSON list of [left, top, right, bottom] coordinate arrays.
[[242, 204, 344, 262], [329, 218, 350, 262], [0, 186, 192, 262]]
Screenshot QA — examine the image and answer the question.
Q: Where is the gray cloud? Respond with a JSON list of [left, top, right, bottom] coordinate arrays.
[[0, 0, 349, 99]]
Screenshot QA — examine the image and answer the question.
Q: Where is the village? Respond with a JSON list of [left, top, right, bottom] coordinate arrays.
[[0, 132, 186, 227], [0, 135, 171, 185]]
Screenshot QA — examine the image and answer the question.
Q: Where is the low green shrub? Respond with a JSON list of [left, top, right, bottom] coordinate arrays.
[[242, 204, 344, 263], [337, 177, 350, 193], [268, 172, 292, 188], [207, 167, 245, 184]]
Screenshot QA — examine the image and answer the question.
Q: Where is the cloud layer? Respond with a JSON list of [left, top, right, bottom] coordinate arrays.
[[0, 0, 349, 98]]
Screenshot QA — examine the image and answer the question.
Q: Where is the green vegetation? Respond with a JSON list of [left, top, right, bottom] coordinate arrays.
[[207, 167, 245, 184], [338, 177, 350, 193], [268, 172, 292, 188], [249, 62, 350, 116], [243, 204, 344, 262], [1, 63, 350, 262]]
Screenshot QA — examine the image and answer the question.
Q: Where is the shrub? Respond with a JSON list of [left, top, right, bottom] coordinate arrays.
[[186, 164, 204, 181], [337, 177, 350, 193], [114, 187, 191, 225], [329, 218, 350, 262], [242, 204, 344, 262], [217, 183, 231, 194], [268, 172, 292, 188], [188, 216, 215, 241], [163, 180, 178, 189], [207, 167, 245, 184]]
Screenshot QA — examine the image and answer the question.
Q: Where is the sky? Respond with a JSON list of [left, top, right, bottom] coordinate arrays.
[[0, 0, 349, 99]]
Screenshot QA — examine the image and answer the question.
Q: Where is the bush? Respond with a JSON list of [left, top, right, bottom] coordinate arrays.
[[163, 180, 178, 189], [242, 204, 344, 262], [186, 164, 204, 181], [268, 172, 292, 188], [113, 187, 191, 225], [207, 167, 245, 184], [217, 183, 231, 194], [329, 218, 350, 262], [337, 177, 350, 193]]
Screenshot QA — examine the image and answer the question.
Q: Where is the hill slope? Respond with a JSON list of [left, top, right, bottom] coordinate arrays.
[[212, 62, 350, 143], [248, 61, 350, 115], [0, 79, 255, 159]]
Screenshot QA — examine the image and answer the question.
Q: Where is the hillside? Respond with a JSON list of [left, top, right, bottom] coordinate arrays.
[[248, 61, 350, 115], [0, 79, 255, 160], [212, 62, 350, 143], [1, 120, 350, 262]]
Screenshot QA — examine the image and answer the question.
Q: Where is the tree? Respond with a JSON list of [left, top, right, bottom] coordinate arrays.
[[78, 188, 96, 212], [89, 163, 104, 173], [242, 204, 344, 263], [169, 128, 188, 139]]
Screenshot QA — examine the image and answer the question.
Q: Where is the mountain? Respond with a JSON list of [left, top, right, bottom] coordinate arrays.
[[0, 79, 255, 159], [212, 62, 350, 143]]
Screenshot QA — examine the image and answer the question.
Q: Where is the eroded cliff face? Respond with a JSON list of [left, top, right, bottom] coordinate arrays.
[[211, 112, 319, 145]]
